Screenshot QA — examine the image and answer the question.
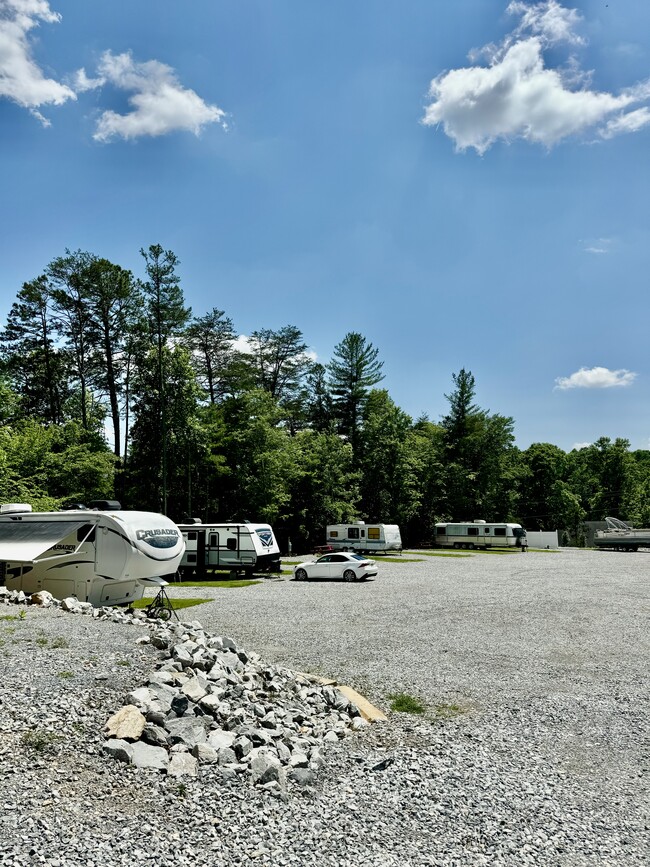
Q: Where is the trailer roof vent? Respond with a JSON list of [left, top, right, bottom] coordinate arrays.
[[0, 503, 33, 514]]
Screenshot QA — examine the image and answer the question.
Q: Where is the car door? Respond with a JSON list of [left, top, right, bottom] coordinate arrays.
[[311, 554, 333, 579], [328, 554, 350, 580]]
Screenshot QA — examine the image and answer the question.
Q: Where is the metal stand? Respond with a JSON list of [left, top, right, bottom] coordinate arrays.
[[145, 585, 178, 621]]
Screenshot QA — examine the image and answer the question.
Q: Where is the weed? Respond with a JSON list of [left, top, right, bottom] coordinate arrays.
[[0, 614, 19, 622], [388, 692, 425, 715], [117, 659, 131, 667], [176, 783, 187, 798], [19, 609, 26, 620], [36, 637, 48, 647], [21, 730, 61, 754], [57, 671, 74, 679], [433, 702, 466, 720], [50, 636, 69, 649]]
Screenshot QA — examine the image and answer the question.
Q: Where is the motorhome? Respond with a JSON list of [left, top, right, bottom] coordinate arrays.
[[325, 522, 402, 554], [434, 520, 526, 550], [0, 503, 185, 606], [176, 521, 281, 577]]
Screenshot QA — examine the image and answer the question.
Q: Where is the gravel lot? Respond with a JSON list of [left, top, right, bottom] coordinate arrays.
[[1, 548, 648, 866]]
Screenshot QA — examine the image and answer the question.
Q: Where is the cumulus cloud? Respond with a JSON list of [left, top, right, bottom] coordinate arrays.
[[571, 442, 592, 450], [423, 1, 650, 153], [0, 0, 75, 121], [554, 367, 637, 390], [77, 50, 226, 142]]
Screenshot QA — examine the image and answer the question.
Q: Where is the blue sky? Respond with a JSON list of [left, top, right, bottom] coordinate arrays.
[[1, 0, 649, 451]]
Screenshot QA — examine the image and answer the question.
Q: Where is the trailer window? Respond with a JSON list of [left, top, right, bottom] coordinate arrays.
[[494, 527, 506, 537], [209, 534, 217, 546], [329, 531, 338, 538], [187, 531, 197, 541], [347, 528, 360, 539], [226, 538, 237, 551], [436, 526, 447, 536], [467, 527, 479, 536], [186, 553, 197, 564], [77, 524, 95, 543], [484, 527, 490, 534], [368, 528, 380, 540]]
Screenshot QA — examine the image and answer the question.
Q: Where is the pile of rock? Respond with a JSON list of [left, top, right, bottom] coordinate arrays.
[[1, 586, 368, 794], [103, 619, 366, 794]]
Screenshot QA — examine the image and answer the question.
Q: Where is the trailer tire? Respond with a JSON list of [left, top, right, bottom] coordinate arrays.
[[295, 568, 308, 581]]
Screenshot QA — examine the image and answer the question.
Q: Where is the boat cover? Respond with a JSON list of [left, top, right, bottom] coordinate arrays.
[[0, 521, 87, 563]]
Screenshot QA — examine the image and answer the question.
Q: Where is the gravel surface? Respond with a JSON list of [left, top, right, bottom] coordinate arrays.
[[1, 548, 648, 866]]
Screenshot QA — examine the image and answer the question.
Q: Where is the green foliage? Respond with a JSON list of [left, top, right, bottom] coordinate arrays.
[[388, 692, 425, 714]]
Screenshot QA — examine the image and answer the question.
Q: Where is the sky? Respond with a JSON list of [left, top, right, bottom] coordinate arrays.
[[1, 0, 650, 452]]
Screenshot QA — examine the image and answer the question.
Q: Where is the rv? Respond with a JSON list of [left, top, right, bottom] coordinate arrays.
[[325, 522, 402, 554], [434, 520, 526, 550], [0, 503, 185, 606], [176, 522, 281, 577]]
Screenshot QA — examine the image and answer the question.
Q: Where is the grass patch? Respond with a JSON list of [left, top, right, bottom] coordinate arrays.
[[388, 692, 426, 715], [0, 614, 20, 622], [50, 636, 69, 649], [21, 730, 62, 754], [433, 702, 466, 720], [166, 579, 260, 589], [36, 636, 48, 647], [403, 550, 472, 558], [133, 597, 212, 611], [282, 560, 303, 566], [57, 671, 74, 679]]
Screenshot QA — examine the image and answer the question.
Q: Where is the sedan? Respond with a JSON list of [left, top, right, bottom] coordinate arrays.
[[293, 552, 378, 582]]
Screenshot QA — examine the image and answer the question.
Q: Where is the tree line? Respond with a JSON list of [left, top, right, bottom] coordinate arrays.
[[1, 246, 648, 549]]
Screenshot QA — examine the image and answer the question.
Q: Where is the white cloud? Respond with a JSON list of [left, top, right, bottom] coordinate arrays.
[[82, 51, 226, 142], [0, 0, 75, 121], [423, 1, 650, 153], [582, 237, 613, 255], [554, 366, 637, 390], [507, 0, 584, 47], [571, 442, 592, 450]]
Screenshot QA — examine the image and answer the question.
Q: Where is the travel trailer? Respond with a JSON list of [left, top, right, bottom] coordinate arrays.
[[0, 503, 185, 606], [325, 522, 402, 554], [176, 521, 281, 577], [434, 520, 527, 550]]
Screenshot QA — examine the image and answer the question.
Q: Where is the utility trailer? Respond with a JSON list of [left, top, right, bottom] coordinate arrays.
[[434, 520, 527, 550], [593, 517, 650, 552], [0, 502, 185, 606], [177, 521, 281, 577], [325, 522, 402, 554]]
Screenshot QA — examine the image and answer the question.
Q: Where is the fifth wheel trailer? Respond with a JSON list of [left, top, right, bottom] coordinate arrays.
[[0, 503, 185, 606]]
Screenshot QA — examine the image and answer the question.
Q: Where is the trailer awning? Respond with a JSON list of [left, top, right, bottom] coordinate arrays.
[[0, 521, 87, 563]]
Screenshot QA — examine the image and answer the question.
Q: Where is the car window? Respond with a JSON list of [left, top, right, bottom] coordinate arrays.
[[331, 555, 348, 562], [317, 555, 332, 563], [351, 554, 367, 561]]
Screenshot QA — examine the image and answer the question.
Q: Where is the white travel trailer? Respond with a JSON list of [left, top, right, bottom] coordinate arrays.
[[434, 520, 527, 550], [325, 522, 402, 554], [177, 521, 281, 577], [0, 503, 185, 606]]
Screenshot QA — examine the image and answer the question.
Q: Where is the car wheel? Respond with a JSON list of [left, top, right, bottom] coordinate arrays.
[[343, 569, 356, 582], [295, 568, 308, 581]]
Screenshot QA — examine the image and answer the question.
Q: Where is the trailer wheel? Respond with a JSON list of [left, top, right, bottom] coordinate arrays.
[[467, 543, 475, 550], [295, 568, 308, 581], [453, 543, 460, 549]]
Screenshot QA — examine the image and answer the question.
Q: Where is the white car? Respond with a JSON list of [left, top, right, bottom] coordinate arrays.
[[293, 552, 378, 582]]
